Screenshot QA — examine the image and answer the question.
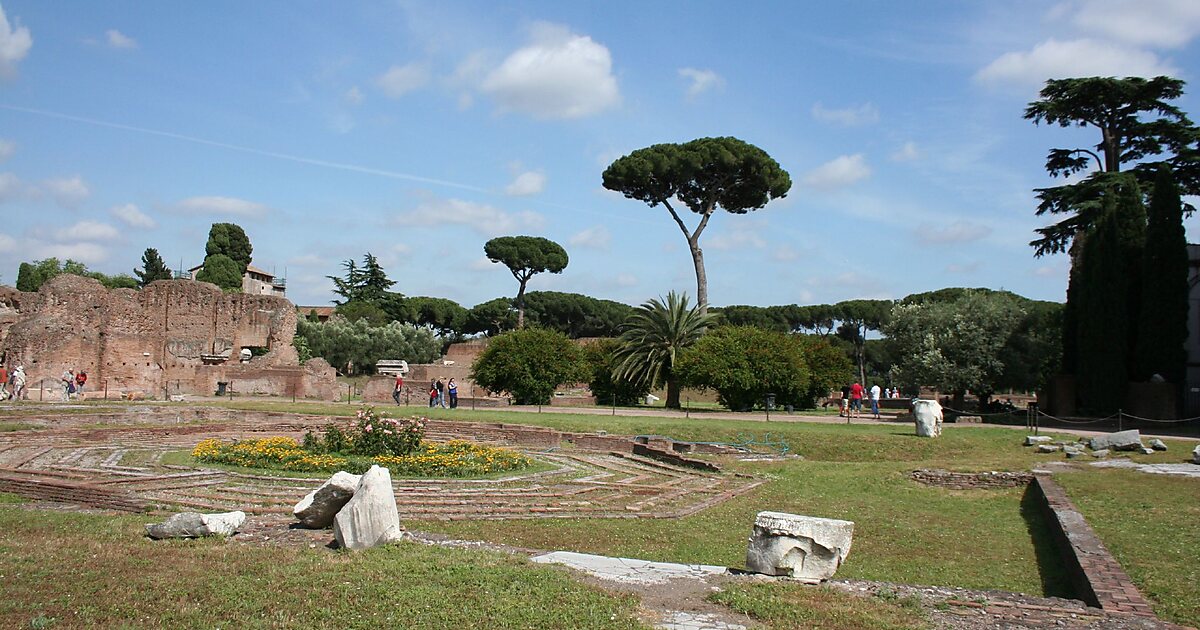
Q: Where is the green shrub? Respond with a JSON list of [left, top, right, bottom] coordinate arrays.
[[675, 326, 811, 410], [471, 328, 587, 404]]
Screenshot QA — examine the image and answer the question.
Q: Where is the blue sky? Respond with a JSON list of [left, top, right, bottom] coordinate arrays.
[[1, 1, 1198, 309]]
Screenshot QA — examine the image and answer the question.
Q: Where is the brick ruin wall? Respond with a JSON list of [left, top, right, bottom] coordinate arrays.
[[0, 275, 337, 400]]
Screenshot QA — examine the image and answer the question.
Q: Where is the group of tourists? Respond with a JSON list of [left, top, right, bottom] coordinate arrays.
[[0, 364, 27, 401], [388, 374, 459, 409], [428, 377, 458, 408], [59, 368, 87, 401], [839, 382, 902, 419]]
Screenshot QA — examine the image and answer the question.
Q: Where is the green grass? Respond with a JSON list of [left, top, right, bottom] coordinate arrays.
[[710, 582, 926, 630], [0, 421, 40, 432], [0, 492, 26, 504], [0, 509, 643, 629], [1054, 468, 1200, 626]]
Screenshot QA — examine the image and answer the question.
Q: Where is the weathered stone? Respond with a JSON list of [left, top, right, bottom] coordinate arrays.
[[1148, 439, 1168, 451], [1140, 447, 1156, 455], [1064, 447, 1084, 458], [745, 511, 854, 582], [956, 415, 982, 424], [1037, 444, 1061, 453], [1091, 449, 1109, 458], [294, 471, 361, 528], [1089, 430, 1142, 452], [145, 511, 246, 539], [1025, 436, 1053, 446], [912, 399, 943, 438], [1192, 444, 1200, 464], [333, 465, 403, 551]]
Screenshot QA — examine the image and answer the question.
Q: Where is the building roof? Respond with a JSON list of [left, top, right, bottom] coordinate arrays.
[[245, 264, 273, 278], [297, 305, 335, 316]]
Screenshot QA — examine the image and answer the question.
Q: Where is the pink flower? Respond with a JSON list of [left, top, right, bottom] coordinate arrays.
[[365, 425, 373, 432]]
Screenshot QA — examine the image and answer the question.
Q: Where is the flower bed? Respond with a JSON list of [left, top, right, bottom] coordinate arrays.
[[191, 408, 533, 477]]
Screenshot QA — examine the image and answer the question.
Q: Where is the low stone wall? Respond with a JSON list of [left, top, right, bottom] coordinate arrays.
[[1030, 475, 1157, 617], [910, 469, 1034, 490]]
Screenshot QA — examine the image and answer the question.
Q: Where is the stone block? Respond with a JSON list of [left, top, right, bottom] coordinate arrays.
[[294, 471, 361, 528], [145, 511, 246, 539], [1025, 436, 1053, 446], [745, 511, 854, 582], [1192, 444, 1200, 464], [333, 465, 403, 551], [1148, 439, 1167, 451], [1037, 444, 1061, 453], [1089, 430, 1142, 452], [912, 399, 943, 438]]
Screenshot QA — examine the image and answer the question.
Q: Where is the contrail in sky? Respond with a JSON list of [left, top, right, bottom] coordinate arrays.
[[0, 103, 491, 193], [0, 103, 664, 226]]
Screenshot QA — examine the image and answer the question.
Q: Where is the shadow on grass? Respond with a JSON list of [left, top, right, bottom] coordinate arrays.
[[1020, 484, 1076, 599]]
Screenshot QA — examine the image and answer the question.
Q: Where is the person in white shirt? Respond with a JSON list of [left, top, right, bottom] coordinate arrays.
[[869, 383, 882, 419]]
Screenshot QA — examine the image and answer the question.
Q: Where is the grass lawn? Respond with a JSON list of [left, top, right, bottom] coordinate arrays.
[[1054, 468, 1200, 626], [4, 399, 1198, 627], [0, 506, 643, 629]]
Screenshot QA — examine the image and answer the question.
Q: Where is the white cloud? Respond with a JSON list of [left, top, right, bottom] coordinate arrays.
[[375, 62, 430, 98], [1066, 0, 1200, 48], [613, 273, 637, 287], [0, 172, 20, 201], [811, 102, 879, 126], [171, 196, 269, 217], [393, 196, 544, 236], [504, 171, 546, 196], [110, 203, 156, 229], [37, 241, 109, 264], [343, 85, 364, 105], [802, 154, 871, 191], [891, 141, 920, 162], [0, 138, 14, 161], [56, 220, 119, 242], [0, 4, 31, 77], [0, 232, 14, 253], [468, 257, 495, 272], [914, 221, 992, 245], [105, 29, 137, 49], [678, 67, 724, 99], [771, 245, 804, 262], [569, 225, 611, 249], [42, 176, 90, 208], [481, 22, 620, 119], [976, 38, 1177, 87], [707, 228, 767, 250]]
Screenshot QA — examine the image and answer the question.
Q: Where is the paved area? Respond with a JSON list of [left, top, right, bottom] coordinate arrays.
[[531, 550, 728, 585], [1090, 458, 1200, 478]]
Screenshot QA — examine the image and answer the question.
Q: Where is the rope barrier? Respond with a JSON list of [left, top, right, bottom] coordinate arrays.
[[1113, 411, 1200, 424], [1034, 409, 1115, 424], [940, 406, 1026, 418]]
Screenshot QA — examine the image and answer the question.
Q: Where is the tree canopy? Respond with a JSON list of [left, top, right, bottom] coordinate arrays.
[[204, 223, 253, 274], [297, 317, 441, 376], [15, 258, 136, 291], [675, 326, 811, 411], [195, 253, 243, 291], [470, 328, 586, 405], [1025, 76, 1199, 255], [135, 248, 173, 288], [483, 236, 568, 328], [328, 253, 397, 306], [602, 136, 791, 314], [1134, 166, 1188, 386]]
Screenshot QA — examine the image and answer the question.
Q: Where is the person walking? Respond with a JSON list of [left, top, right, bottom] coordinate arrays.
[[11, 366, 25, 401], [447, 378, 458, 409], [839, 384, 851, 417], [392, 373, 404, 406], [849, 381, 864, 419], [869, 383, 881, 419], [61, 369, 75, 401]]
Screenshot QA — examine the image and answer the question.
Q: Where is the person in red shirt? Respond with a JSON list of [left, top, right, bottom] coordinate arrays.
[[392, 374, 404, 406], [0, 365, 8, 400], [75, 371, 87, 397], [849, 382, 865, 419]]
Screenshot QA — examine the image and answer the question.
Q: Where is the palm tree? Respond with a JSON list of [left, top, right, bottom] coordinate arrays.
[[612, 291, 715, 408]]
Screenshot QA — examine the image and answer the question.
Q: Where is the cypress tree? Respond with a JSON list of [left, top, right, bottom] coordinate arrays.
[[1076, 188, 1130, 414], [1135, 166, 1189, 387], [1113, 177, 1147, 375], [15, 262, 37, 292]]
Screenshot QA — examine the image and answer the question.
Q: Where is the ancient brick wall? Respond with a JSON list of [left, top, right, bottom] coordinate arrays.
[[0, 275, 335, 399]]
